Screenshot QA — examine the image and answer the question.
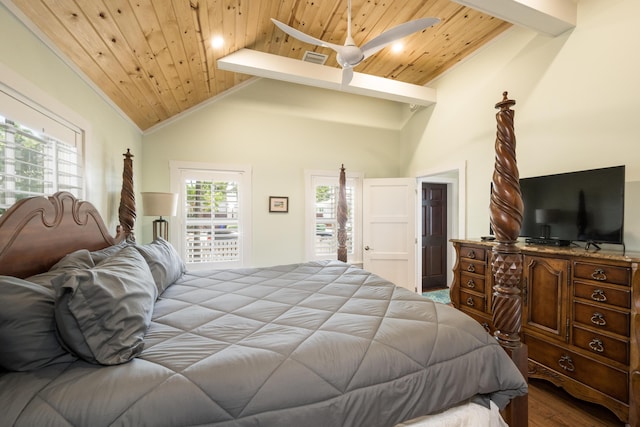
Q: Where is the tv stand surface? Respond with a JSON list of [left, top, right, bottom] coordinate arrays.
[[585, 241, 601, 251], [525, 237, 571, 246]]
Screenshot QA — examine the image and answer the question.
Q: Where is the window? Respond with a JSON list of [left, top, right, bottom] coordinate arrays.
[[305, 170, 362, 263], [0, 88, 83, 215], [171, 162, 251, 269]]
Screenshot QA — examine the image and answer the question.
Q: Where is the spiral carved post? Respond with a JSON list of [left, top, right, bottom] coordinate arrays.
[[337, 165, 348, 262], [118, 149, 136, 242], [489, 92, 528, 426], [490, 92, 524, 347]]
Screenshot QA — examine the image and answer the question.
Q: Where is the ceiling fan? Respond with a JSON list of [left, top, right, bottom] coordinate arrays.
[[271, 0, 440, 85]]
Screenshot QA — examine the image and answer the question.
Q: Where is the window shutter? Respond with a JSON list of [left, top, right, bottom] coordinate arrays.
[[308, 171, 361, 262], [184, 178, 240, 264], [179, 167, 248, 266], [314, 183, 355, 257], [0, 88, 83, 215]]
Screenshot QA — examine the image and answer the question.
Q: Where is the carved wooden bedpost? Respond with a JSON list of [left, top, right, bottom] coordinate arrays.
[[490, 92, 524, 347], [337, 164, 348, 262], [489, 92, 528, 426], [118, 149, 136, 242]]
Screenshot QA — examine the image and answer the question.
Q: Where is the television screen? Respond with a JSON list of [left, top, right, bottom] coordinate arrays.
[[519, 166, 625, 245]]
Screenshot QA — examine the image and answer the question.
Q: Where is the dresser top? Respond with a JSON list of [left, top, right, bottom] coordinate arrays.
[[451, 239, 640, 264]]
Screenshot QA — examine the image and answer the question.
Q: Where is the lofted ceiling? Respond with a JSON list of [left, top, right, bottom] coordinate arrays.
[[5, 0, 513, 131]]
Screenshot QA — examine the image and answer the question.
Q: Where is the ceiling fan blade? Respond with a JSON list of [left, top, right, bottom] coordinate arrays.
[[341, 67, 354, 86], [271, 18, 342, 51], [361, 17, 440, 60]]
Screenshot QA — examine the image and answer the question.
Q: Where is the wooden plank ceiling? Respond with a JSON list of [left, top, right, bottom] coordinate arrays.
[[9, 0, 511, 130]]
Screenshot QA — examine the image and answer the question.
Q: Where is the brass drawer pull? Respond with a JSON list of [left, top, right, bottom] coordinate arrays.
[[467, 264, 475, 273], [589, 338, 604, 353], [466, 297, 475, 307], [558, 355, 575, 372], [466, 279, 476, 288], [591, 268, 607, 281], [591, 289, 607, 302], [466, 250, 476, 259], [591, 312, 607, 326]]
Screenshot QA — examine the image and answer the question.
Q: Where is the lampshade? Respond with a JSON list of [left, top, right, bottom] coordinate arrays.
[[535, 208, 559, 224], [141, 192, 178, 217]]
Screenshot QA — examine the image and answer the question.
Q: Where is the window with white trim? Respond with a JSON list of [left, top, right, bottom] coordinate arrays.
[[171, 163, 251, 269], [0, 87, 83, 215], [305, 170, 362, 263]]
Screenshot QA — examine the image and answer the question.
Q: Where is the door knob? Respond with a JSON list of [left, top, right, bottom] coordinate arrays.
[[364, 246, 370, 250]]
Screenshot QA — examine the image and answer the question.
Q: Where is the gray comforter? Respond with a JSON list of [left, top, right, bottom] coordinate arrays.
[[1, 260, 527, 426]]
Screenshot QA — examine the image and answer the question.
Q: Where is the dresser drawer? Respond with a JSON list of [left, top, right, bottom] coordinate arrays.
[[573, 301, 629, 337], [460, 272, 486, 293], [459, 246, 486, 262], [459, 289, 486, 313], [572, 325, 629, 365], [460, 260, 486, 275], [527, 334, 628, 402], [573, 262, 631, 286], [574, 281, 630, 309], [460, 309, 494, 334]]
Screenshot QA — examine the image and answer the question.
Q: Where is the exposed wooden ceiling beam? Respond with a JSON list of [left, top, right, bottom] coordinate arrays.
[[217, 48, 437, 107], [451, 0, 576, 36]]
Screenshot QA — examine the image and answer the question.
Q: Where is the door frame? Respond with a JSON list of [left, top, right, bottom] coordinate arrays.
[[415, 161, 466, 294]]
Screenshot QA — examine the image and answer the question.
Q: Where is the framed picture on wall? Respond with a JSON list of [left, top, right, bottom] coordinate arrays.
[[269, 196, 289, 213]]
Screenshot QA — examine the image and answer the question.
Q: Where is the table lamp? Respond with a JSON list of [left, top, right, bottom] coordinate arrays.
[[535, 208, 559, 239], [141, 192, 178, 241]]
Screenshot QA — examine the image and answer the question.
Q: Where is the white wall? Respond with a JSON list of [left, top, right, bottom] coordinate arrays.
[[0, 3, 142, 234], [403, 0, 640, 251], [142, 79, 410, 265]]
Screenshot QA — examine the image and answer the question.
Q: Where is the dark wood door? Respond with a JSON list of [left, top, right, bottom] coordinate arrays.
[[422, 183, 447, 290]]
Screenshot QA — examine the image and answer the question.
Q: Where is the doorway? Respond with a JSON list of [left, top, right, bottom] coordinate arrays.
[[421, 183, 447, 290], [416, 163, 465, 294]]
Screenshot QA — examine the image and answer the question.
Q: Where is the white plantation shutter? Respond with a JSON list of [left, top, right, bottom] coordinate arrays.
[[314, 180, 355, 256], [176, 166, 251, 269], [0, 88, 83, 215], [306, 171, 362, 263], [185, 178, 239, 263]]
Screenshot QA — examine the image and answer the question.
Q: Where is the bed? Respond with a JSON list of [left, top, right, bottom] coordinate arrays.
[[0, 96, 528, 426]]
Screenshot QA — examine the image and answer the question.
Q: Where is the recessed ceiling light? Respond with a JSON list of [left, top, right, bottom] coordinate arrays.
[[391, 42, 403, 53], [211, 36, 224, 48]]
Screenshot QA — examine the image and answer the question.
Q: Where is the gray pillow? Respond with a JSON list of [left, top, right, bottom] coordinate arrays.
[[0, 276, 77, 371], [53, 246, 157, 365], [28, 249, 95, 288], [132, 238, 186, 295], [88, 240, 128, 264]]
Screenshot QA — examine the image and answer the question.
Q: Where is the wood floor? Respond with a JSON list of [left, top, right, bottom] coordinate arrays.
[[528, 379, 625, 426]]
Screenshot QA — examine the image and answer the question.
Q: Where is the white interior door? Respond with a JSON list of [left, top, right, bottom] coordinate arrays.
[[363, 178, 417, 292]]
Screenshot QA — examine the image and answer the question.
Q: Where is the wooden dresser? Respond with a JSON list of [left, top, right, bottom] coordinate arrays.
[[450, 239, 640, 425]]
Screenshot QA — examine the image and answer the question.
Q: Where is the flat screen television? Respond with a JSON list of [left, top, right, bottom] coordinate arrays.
[[518, 165, 625, 246]]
